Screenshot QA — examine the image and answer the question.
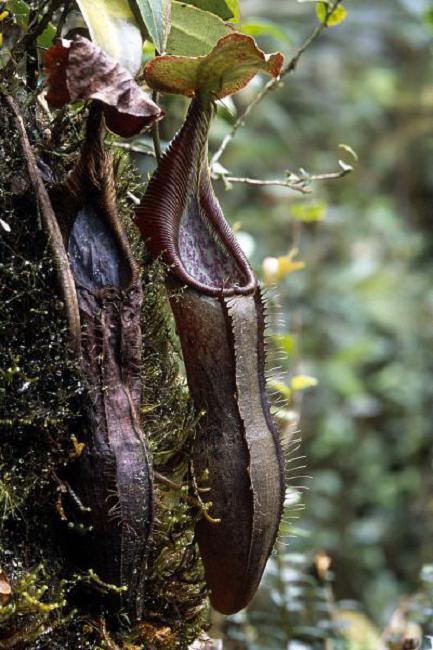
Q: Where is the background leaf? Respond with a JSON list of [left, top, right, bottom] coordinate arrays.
[[291, 375, 318, 392], [291, 201, 327, 222], [241, 20, 291, 45], [316, 2, 347, 26], [8, 0, 55, 48], [131, 0, 171, 53], [263, 250, 305, 283], [181, 0, 235, 21], [75, 0, 143, 74], [8, 0, 30, 28], [225, 0, 240, 23], [167, 1, 231, 56]]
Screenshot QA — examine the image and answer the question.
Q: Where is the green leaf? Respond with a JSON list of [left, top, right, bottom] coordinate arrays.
[[241, 20, 291, 45], [131, 0, 171, 53], [75, 0, 143, 74], [225, 0, 240, 23], [143, 40, 156, 62], [291, 375, 318, 392], [145, 32, 284, 98], [181, 0, 235, 21], [167, 1, 231, 56], [37, 23, 56, 49], [316, 2, 347, 27], [424, 8, 433, 29], [8, 0, 30, 28], [291, 201, 326, 222], [8, 0, 55, 48]]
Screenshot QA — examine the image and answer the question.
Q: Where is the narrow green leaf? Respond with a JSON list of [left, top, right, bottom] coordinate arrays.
[[316, 2, 347, 27], [182, 0, 234, 21], [131, 0, 171, 53], [339, 143, 358, 161], [75, 0, 143, 74], [167, 1, 231, 56]]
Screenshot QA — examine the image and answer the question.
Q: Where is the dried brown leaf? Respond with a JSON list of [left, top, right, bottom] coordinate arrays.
[[44, 35, 163, 137]]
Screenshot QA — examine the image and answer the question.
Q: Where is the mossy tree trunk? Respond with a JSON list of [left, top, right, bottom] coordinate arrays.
[[0, 3, 212, 648]]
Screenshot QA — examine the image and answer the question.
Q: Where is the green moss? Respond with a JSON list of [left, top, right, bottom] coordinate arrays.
[[0, 563, 74, 648], [0, 94, 207, 648]]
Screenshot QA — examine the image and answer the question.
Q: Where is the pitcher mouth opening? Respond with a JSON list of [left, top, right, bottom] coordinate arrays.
[[134, 96, 257, 298], [172, 190, 257, 297]]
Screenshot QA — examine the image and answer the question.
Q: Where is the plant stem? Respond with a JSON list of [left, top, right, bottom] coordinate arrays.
[[152, 90, 162, 161], [54, 0, 71, 40], [214, 164, 353, 194], [154, 472, 220, 524]]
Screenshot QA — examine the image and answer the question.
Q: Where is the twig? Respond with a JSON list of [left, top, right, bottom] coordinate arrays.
[[214, 163, 353, 194], [210, 0, 344, 167], [113, 141, 156, 156], [154, 471, 220, 525], [54, 0, 71, 40], [127, 190, 141, 205], [282, 0, 343, 78], [152, 90, 162, 160], [4, 94, 81, 355], [307, 168, 353, 182], [100, 619, 122, 650]]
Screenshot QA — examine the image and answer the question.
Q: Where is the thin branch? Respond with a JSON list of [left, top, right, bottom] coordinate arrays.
[[127, 190, 141, 205], [113, 141, 156, 156], [189, 634, 223, 650], [307, 167, 353, 182], [152, 90, 162, 161], [282, 0, 344, 78], [217, 175, 310, 194], [213, 163, 353, 194], [54, 0, 71, 40], [154, 471, 220, 525], [98, 619, 122, 650], [210, 0, 344, 167]]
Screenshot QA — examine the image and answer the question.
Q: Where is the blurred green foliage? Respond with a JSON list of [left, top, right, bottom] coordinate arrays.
[[184, 0, 433, 645]]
